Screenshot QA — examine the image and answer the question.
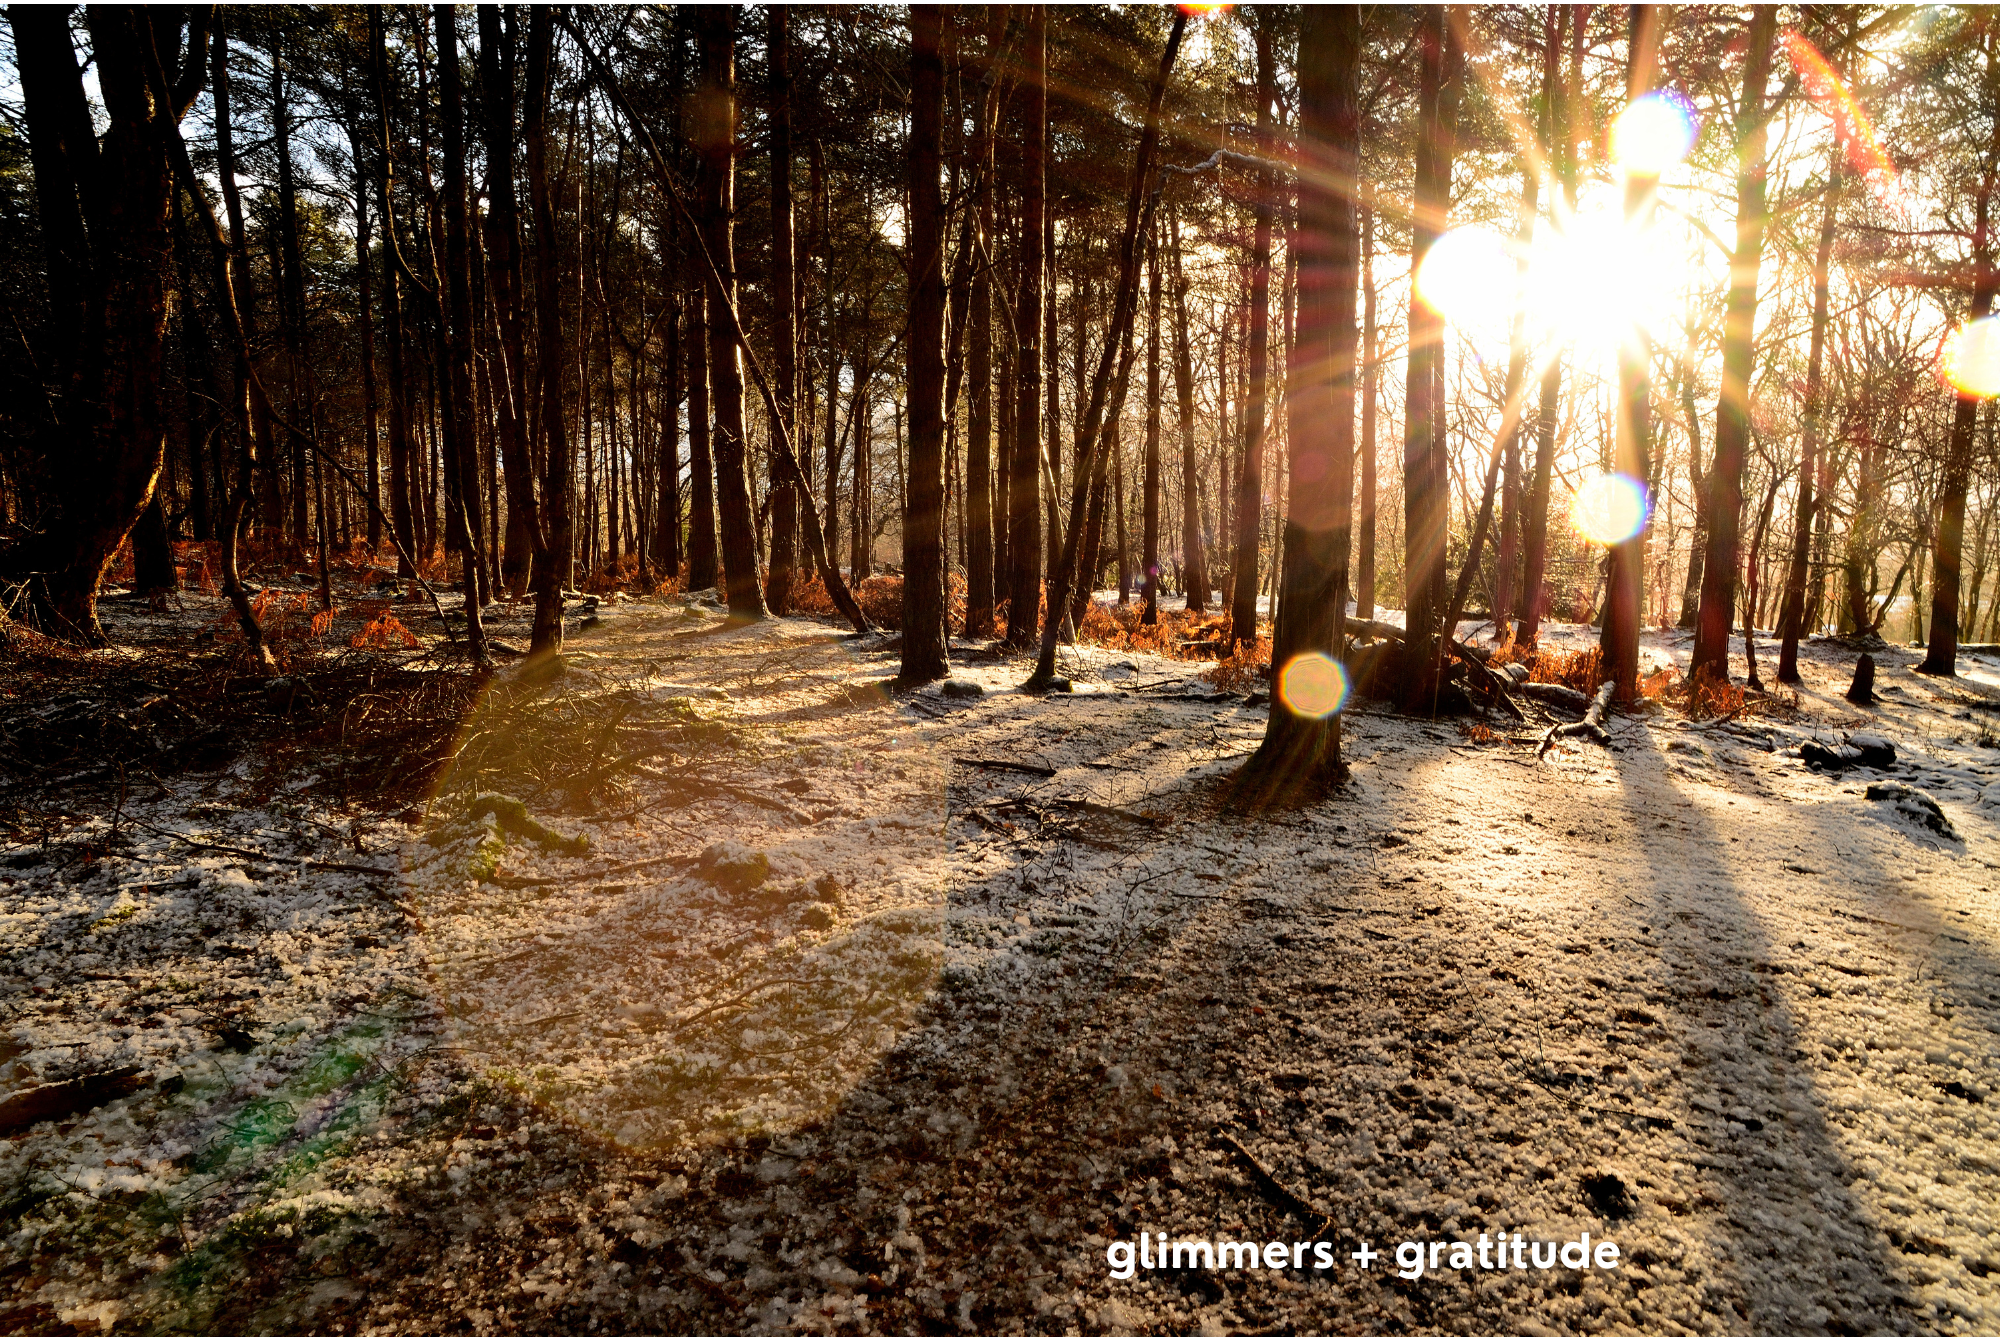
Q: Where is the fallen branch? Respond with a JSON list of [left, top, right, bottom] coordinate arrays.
[[1054, 797, 1161, 826], [134, 822, 398, 880], [0, 1067, 150, 1136], [1217, 1130, 1333, 1238], [481, 851, 706, 888], [1516, 682, 1591, 713], [952, 757, 1057, 778], [665, 977, 818, 1037], [1449, 642, 1527, 721], [1344, 620, 1523, 720], [1538, 680, 1617, 757]]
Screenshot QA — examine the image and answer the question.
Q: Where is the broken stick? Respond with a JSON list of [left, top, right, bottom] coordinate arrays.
[[1538, 679, 1617, 757], [1218, 1129, 1334, 1238], [953, 757, 1058, 778]]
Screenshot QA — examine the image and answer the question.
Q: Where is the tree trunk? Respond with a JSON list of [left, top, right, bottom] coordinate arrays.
[[657, 291, 685, 581], [1141, 214, 1163, 624], [1401, 7, 1460, 698], [1006, 11, 1046, 648], [853, 359, 873, 580], [1778, 130, 1846, 679], [1030, 11, 1186, 686], [686, 284, 719, 591], [477, 6, 543, 601], [435, 4, 488, 658], [1230, 14, 1277, 650], [693, 10, 767, 620], [368, 11, 419, 586], [524, 7, 572, 658], [900, 6, 951, 682], [1518, 7, 1572, 644], [5, 8, 198, 643], [272, 34, 312, 555], [1690, 8, 1778, 684], [1170, 198, 1208, 614], [1242, 6, 1361, 796], [1356, 197, 1378, 620], [765, 5, 800, 615], [354, 129, 383, 555], [1602, 5, 1665, 697], [964, 16, 1000, 638], [1922, 34, 2000, 675]]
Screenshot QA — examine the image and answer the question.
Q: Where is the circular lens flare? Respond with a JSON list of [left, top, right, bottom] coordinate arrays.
[[1277, 652, 1349, 720], [1415, 227, 1515, 331], [1611, 91, 1697, 177], [1572, 473, 1650, 545], [1945, 317, 2000, 398]]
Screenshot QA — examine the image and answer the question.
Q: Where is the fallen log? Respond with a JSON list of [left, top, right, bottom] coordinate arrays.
[[1538, 680, 1616, 758], [1447, 641, 1527, 721], [0, 1067, 150, 1136], [1342, 621, 1525, 721], [1516, 682, 1591, 713]]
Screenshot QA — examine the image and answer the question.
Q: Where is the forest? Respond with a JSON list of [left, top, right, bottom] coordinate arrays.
[[2, 3, 1999, 1335]]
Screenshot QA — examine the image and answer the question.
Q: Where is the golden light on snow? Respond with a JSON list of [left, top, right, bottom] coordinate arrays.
[[1610, 91, 1698, 177], [1944, 316, 2000, 398], [1277, 652, 1349, 720], [408, 615, 947, 1157], [1571, 473, 1651, 545]]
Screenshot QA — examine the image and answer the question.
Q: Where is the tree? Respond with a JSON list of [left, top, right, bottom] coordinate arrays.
[[1601, 5, 1662, 698], [1776, 97, 1846, 683], [1519, 2, 1576, 645], [524, 5, 573, 659], [1029, 10, 1186, 689], [1170, 197, 1209, 614], [1005, 10, 1046, 649], [476, 5, 543, 602], [764, 5, 800, 616], [1229, 12, 1278, 650], [899, 6, 950, 684], [1241, 5, 1361, 796], [963, 12, 1002, 639], [1141, 214, 1163, 625], [1690, 8, 1779, 685], [692, 9, 766, 620], [1922, 19, 2000, 677], [433, 4, 488, 660], [1400, 7, 1462, 699], [5, 7, 207, 642]]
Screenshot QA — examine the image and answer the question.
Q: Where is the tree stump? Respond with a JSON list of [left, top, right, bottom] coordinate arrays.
[[1845, 653, 1876, 706]]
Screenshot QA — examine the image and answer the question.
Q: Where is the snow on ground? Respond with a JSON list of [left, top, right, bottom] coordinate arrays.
[[2, 590, 1998, 1334]]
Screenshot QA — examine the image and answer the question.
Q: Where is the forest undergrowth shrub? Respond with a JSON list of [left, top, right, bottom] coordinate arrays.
[[1526, 644, 1604, 693], [579, 554, 685, 597], [1202, 635, 1273, 693], [786, 572, 965, 632], [1674, 666, 1749, 718]]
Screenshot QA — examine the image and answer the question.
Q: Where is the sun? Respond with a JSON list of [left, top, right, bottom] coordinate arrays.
[[1417, 210, 1683, 355]]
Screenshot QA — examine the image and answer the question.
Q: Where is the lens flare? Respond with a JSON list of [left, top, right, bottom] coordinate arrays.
[[1277, 652, 1349, 720], [1780, 29, 1904, 215], [1610, 91, 1697, 177], [1945, 317, 2000, 398], [1415, 227, 1515, 330], [1178, 2, 1230, 14], [1572, 473, 1650, 545]]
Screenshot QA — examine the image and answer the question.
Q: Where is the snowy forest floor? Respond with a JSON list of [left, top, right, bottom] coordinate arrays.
[[3, 577, 2000, 1336]]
